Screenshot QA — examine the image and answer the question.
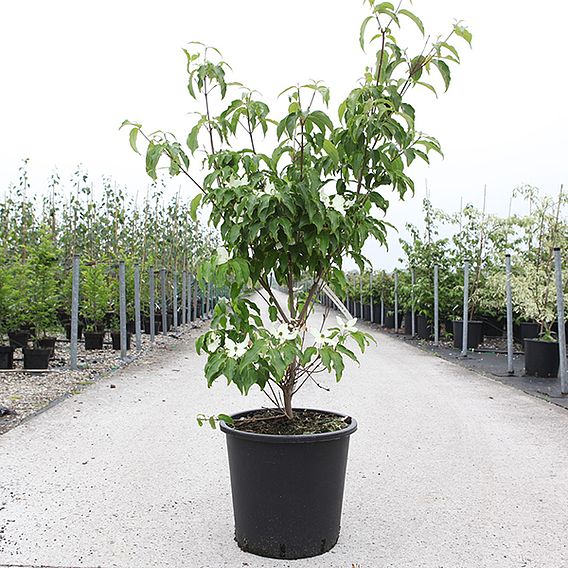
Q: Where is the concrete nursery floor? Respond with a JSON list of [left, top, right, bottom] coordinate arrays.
[[2, 294, 568, 567], [387, 330, 568, 411]]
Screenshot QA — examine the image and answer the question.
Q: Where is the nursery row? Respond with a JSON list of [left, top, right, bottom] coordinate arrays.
[[0, 163, 219, 370]]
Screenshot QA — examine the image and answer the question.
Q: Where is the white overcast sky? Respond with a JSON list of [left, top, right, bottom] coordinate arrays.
[[1, 0, 567, 270]]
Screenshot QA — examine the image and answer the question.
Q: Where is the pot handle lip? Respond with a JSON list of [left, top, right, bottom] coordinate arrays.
[[219, 408, 357, 443]]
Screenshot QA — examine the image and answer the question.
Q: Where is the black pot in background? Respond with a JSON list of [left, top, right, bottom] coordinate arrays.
[[143, 317, 161, 334], [481, 316, 504, 337], [37, 337, 57, 357], [23, 347, 51, 370], [384, 313, 395, 329], [524, 338, 559, 377], [520, 322, 540, 341], [64, 322, 84, 340], [127, 320, 136, 334], [416, 315, 433, 340], [0, 345, 15, 369], [362, 304, 371, 321], [550, 321, 568, 344], [444, 319, 454, 335], [404, 311, 416, 335], [452, 320, 484, 350], [8, 330, 31, 350], [371, 304, 382, 324], [111, 331, 131, 351], [220, 409, 357, 560], [84, 331, 105, 350]]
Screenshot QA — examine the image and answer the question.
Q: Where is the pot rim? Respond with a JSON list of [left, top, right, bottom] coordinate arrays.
[[524, 338, 559, 345], [220, 407, 357, 444]]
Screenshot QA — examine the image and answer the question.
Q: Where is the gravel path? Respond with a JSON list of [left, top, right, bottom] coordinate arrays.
[[1, 294, 568, 567]]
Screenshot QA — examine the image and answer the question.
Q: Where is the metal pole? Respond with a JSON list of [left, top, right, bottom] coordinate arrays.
[[434, 264, 439, 347], [370, 271, 374, 323], [181, 270, 187, 325], [411, 268, 416, 337], [554, 248, 568, 393], [505, 254, 514, 375], [119, 260, 128, 360], [359, 273, 364, 320], [134, 264, 142, 351], [188, 272, 193, 322], [461, 260, 470, 357], [149, 267, 155, 343], [173, 272, 178, 332], [70, 254, 80, 370], [394, 270, 399, 332], [160, 268, 167, 336]]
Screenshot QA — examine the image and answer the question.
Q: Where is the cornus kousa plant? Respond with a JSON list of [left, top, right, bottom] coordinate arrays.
[[123, 1, 471, 421]]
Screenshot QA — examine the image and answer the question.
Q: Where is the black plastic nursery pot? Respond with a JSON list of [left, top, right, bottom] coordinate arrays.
[[23, 347, 51, 370], [524, 339, 559, 377], [84, 331, 105, 350], [416, 315, 433, 340], [8, 330, 31, 349], [452, 320, 484, 350], [520, 322, 540, 341], [384, 313, 395, 329], [143, 317, 161, 335], [481, 316, 503, 337], [111, 331, 131, 351], [404, 311, 416, 335], [362, 304, 371, 321], [0, 346, 15, 369], [64, 322, 84, 341], [220, 409, 357, 560], [37, 337, 57, 357]]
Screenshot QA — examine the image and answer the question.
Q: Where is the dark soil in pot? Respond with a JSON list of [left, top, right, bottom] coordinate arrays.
[[23, 347, 51, 370], [111, 331, 131, 350], [36, 337, 57, 357], [64, 322, 84, 340], [84, 331, 105, 350], [0, 345, 15, 369], [8, 330, 31, 349], [221, 408, 357, 560], [452, 320, 484, 349], [524, 338, 559, 377]]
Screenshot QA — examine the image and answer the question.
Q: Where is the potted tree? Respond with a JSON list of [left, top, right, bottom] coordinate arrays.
[[512, 186, 567, 377], [0, 256, 16, 369], [81, 263, 110, 350], [22, 230, 60, 369], [124, 1, 470, 558]]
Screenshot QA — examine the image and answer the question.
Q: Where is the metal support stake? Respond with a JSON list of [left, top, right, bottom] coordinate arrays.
[[370, 271, 374, 323], [554, 248, 568, 393], [188, 273, 193, 322], [394, 270, 399, 332], [119, 260, 128, 360], [461, 261, 470, 357], [149, 267, 155, 343], [134, 264, 142, 351], [434, 265, 439, 347], [70, 254, 80, 370], [359, 273, 364, 320], [173, 272, 178, 332], [160, 268, 167, 336], [181, 270, 187, 325], [411, 268, 416, 337], [505, 254, 514, 375]]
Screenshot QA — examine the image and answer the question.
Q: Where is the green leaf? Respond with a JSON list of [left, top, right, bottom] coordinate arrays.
[[129, 128, 140, 154], [190, 193, 202, 221], [322, 139, 339, 167], [398, 9, 424, 36], [217, 414, 234, 425], [209, 416, 217, 429], [454, 24, 473, 47], [433, 60, 451, 91], [359, 16, 374, 51], [187, 122, 201, 154]]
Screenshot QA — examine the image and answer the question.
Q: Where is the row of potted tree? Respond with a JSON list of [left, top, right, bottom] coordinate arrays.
[[0, 163, 216, 369]]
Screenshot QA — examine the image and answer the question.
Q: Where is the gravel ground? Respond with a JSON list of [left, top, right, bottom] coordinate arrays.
[[0, 322, 208, 435], [2, 294, 568, 567]]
